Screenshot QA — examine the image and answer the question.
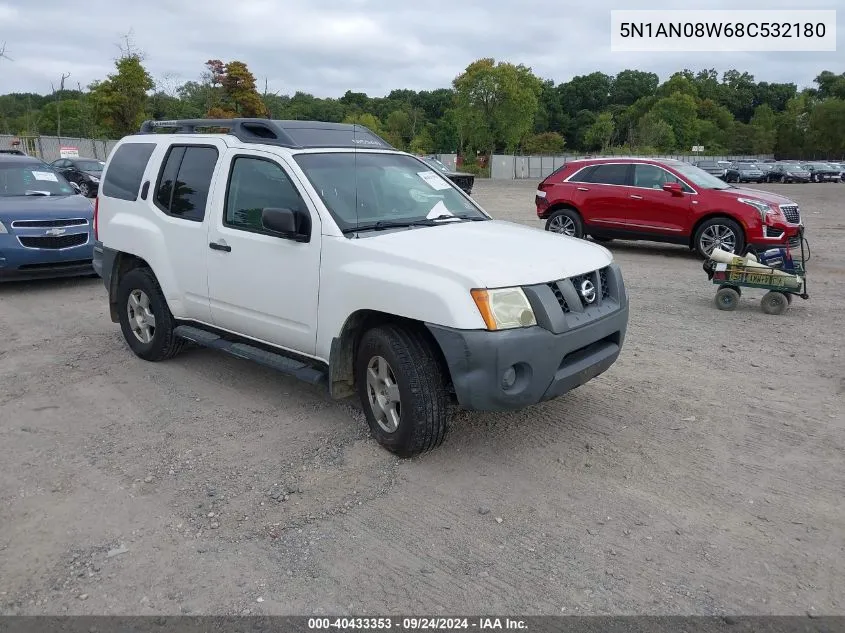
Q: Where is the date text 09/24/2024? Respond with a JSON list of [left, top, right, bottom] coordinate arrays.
[[308, 618, 528, 630]]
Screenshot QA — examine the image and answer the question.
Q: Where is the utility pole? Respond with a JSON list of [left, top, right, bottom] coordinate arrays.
[[52, 72, 71, 137]]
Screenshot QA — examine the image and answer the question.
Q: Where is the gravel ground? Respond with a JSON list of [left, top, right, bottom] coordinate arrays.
[[0, 179, 842, 616]]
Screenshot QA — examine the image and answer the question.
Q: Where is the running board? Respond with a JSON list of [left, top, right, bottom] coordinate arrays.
[[173, 325, 327, 386]]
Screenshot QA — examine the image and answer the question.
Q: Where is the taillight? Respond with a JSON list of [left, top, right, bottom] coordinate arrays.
[[93, 196, 99, 240]]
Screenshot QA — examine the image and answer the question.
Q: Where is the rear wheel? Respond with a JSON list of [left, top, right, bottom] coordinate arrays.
[[116, 267, 185, 361], [694, 217, 745, 259], [545, 208, 584, 238], [761, 291, 789, 315], [355, 324, 449, 457]]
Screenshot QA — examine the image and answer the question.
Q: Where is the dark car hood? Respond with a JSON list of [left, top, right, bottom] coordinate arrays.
[[0, 194, 94, 223], [712, 186, 798, 206], [82, 171, 102, 178]]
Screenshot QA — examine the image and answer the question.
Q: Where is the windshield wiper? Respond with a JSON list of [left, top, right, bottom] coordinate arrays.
[[342, 214, 486, 234]]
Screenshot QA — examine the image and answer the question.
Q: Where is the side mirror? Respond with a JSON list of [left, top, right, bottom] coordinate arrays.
[[261, 207, 310, 242], [662, 182, 684, 195], [68, 182, 81, 194]]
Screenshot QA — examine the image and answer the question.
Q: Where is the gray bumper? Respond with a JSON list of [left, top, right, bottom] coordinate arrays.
[[426, 264, 629, 411]]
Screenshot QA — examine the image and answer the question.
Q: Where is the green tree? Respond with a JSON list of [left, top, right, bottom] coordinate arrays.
[[650, 93, 699, 149], [206, 60, 268, 118], [453, 58, 542, 156], [90, 53, 154, 137], [610, 70, 659, 106], [808, 98, 845, 156], [637, 113, 676, 151], [749, 104, 777, 154], [585, 112, 614, 151], [522, 131, 565, 154], [342, 112, 384, 135]]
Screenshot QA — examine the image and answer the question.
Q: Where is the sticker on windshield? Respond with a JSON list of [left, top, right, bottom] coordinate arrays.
[[32, 171, 58, 182], [417, 171, 452, 191]]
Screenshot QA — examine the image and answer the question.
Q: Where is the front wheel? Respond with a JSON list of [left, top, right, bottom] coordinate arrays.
[[78, 181, 91, 197], [545, 208, 584, 238], [355, 324, 450, 457], [693, 217, 745, 259], [715, 287, 740, 311]]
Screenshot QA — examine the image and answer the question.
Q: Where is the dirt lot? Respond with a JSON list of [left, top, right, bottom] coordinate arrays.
[[1, 179, 843, 616]]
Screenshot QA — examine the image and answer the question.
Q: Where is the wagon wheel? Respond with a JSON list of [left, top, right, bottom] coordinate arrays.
[[715, 287, 740, 311], [761, 291, 789, 315]]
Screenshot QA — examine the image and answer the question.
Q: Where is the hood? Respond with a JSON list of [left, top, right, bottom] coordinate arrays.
[[347, 219, 613, 287], [0, 194, 94, 223], [712, 186, 798, 207]]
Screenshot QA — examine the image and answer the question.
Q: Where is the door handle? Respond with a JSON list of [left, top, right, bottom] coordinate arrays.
[[209, 241, 231, 252], [629, 194, 643, 200], [577, 187, 590, 191]]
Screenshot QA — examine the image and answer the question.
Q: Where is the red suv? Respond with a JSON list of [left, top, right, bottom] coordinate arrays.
[[535, 158, 804, 257]]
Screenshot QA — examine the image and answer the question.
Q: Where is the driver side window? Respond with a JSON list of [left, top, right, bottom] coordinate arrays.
[[633, 164, 693, 193], [225, 156, 307, 234]]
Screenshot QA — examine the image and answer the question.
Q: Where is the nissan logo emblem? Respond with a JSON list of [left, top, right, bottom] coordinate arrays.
[[580, 279, 597, 304]]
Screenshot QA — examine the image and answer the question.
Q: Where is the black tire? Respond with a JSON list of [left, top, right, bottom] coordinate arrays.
[[761, 291, 789, 315], [116, 267, 185, 361], [355, 324, 449, 457], [719, 283, 741, 296], [78, 181, 91, 197], [693, 217, 745, 259], [591, 235, 613, 243], [545, 208, 584, 238], [780, 175, 787, 184], [715, 287, 740, 311]]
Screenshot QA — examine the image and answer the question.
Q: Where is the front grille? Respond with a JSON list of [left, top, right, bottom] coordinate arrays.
[[547, 266, 611, 315], [18, 233, 88, 249], [548, 282, 570, 313], [11, 218, 88, 228], [599, 266, 610, 300], [780, 205, 800, 224]]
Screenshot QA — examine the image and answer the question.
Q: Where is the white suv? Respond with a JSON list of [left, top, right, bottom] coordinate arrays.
[[93, 118, 629, 457]]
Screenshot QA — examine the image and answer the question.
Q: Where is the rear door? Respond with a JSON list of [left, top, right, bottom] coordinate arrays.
[[145, 140, 227, 323], [627, 163, 693, 235], [567, 163, 633, 231]]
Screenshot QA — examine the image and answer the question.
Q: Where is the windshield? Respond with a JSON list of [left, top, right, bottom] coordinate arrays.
[[0, 164, 76, 196], [810, 162, 832, 169], [671, 163, 731, 190], [737, 163, 757, 170], [697, 161, 717, 168], [75, 159, 105, 172], [293, 152, 487, 233]]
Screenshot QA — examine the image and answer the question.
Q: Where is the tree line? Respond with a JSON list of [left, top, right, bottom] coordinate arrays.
[[1, 48, 844, 167]]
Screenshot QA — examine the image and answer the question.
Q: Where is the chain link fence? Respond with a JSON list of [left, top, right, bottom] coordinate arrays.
[[490, 153, 775, 180], [0, 134, 119, 163]]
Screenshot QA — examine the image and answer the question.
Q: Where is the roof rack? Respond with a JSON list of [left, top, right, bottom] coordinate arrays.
[[137, 118, 395, 150]]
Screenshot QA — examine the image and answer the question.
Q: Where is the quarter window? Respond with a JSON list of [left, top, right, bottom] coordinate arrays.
[[102, 142, 156, 201], [154, 145, 218, 222], [224, 156, 307, 234], [578, 164, 630, 186]]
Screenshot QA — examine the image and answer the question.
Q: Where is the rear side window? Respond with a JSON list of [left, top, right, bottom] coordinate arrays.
[[578, 164, 630, 185], [154, 145, 219, 222], [102, 143, 156, 201]]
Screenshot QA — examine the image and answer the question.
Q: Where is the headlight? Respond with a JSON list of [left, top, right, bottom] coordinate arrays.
[[471, 287, 537, 330], [738, 197, 774, 221]]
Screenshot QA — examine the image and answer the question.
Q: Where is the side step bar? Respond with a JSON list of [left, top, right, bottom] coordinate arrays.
[[173, 325, 327, 386]]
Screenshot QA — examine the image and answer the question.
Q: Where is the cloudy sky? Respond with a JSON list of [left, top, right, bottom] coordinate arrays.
[[1, 0, 841, 98]]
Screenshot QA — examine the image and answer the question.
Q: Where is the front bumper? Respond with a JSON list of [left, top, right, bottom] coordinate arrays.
[[0, 233, 94, 281], [427, 264, 629, 411]]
